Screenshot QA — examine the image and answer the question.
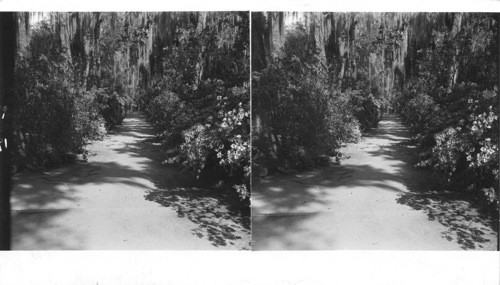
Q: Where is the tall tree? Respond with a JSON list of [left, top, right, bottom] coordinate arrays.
[[447, 13, 463, 92]]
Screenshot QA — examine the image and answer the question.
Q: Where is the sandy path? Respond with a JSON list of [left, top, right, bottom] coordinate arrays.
[[11, 113, 250, 250], [252, 114, 498, 250]]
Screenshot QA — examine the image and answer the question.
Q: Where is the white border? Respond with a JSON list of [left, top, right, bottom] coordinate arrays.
[[0, 251, 499, 284]]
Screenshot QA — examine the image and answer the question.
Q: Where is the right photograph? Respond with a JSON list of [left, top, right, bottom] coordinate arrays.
[[251, 12, 499, 250]]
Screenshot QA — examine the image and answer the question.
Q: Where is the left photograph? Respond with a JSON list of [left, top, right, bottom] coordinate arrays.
[[1, 12, 250, 250]]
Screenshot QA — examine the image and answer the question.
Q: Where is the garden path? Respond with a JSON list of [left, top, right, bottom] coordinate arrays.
[[11, 113, 250, 250], [252, 114, 498, 250]]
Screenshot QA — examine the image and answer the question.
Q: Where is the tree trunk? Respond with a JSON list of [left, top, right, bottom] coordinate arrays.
[[58, 12, 73, 67], [263, 14, 273, 68], [251, 12, 273, 71], [194, 12, 207, 87], [83, 35, 91, 88], [340, 53, 347, 85], [448, 13, 462, 92]]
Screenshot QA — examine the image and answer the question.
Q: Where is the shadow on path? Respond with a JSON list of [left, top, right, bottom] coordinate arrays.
[[12, 112, 250, 249], [145, 187, 250, 248], [372, 116, 499, 250], [252, 114, 498, 250], [396, 191, 497, 250], [371, 115, 498, 250], [116, 114, 251, 248]]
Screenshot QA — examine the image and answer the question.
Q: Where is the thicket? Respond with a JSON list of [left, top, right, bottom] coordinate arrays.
[[252, 23, 382, 172], [399, 15, 499, 207], [140, 13, 250, 200], [12, 23, 127, 169]]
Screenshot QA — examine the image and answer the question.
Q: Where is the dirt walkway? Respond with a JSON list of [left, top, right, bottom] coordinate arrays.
[[11, 113, 250, 250], [252, 114, 498, 250]]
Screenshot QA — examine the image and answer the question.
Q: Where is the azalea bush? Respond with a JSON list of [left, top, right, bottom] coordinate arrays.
[[12, 25, 85, 167], [252, 25, 374, 172], [12, 60, 90, 167], [349, 91, 383, 132], [172, 88, 250, 198], [418, 90, 499, 205], [84, 87, 128, 130], [11, 22, 128, 168], [140, 13, 250, 200], [402, 87, 499, 207], [399, 18, 499, 207], [402, 94, 441, 134], [145, 82, 250, 200]]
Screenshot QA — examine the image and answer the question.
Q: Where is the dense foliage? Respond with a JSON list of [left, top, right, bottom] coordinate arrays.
[[398, 14, 499, 207], [252, 21, 382, 173], [12, 23, 114, 168], [140, 12, 250, 200]]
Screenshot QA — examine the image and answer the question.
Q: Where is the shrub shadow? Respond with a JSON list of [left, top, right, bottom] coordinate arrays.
[[11, 113, 250, 249], [252, 114, 498, 250], [396, 191, 498, 250], [377, 116, 499, 250], [120, 113, 251, 248], [145, 186, 250, 248]]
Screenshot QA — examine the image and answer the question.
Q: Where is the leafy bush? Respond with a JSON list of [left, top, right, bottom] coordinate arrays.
[[253, 25, 375, 172], [12, 23, 126, 169], [12, 74, 87, 166], [417, 90, 499, 205], [402, 93, 441, 134], [168, 87, 249, 174], [85, 87, 127, 130], [74, 89, 108, 141], [98, 91, 127, 129], [399, 21, 499, 207], [349, 91, 382, 131], [252, 60, 356, 170], [139, 13, 250, 200], [145, 90, 183, 143], [12, 24, 85, 167], [152, 84, 250, 200]]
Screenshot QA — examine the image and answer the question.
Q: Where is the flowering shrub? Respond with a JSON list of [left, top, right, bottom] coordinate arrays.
[[424, 101, 498, 204], [403, 81, 498, 206], [140, 13, 250, 200], [216, 99, 250, 177], [162, 86, 250, 200], [398, 15, 498, 207]]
